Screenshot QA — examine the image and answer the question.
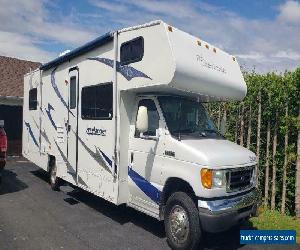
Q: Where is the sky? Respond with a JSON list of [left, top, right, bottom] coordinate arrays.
[[0, 0, 299, 73]]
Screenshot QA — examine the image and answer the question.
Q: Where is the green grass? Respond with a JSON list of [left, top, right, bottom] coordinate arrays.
[[249, 209, 300, 244]]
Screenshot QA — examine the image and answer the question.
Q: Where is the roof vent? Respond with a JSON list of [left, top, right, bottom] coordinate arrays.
[[59, 50, 71, 57]]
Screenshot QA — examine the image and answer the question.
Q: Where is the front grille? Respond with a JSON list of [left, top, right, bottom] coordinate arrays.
[[226, 167, 254, 192]]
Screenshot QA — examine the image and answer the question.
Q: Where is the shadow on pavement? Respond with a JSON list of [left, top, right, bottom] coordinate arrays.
[[202, 222, 255, 250], [30, 168, 166, 239], [30, 168, 259, 249], [68, 188, 166, 239], [68, 188, 259, 250], [30, 169, 49, 183], [0, 169, 28, 195]]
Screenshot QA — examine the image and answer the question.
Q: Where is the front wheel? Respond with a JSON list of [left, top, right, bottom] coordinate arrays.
[[164, 192, 202, 250]]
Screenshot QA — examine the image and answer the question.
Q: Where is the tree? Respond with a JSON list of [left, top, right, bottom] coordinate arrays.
[[296, 113, 300, 218], [247, 105, 252, 149], [264, 120, 271, 208], [293, 69, 300, 218], [281, 104, 289, 214], [209, 68, 300, 216], [235, 106, 239, 143], [217, 104, 221, 130], [271, 111, 278, 210], [256, 89, 262, 185], [240, 102, 245, 146]]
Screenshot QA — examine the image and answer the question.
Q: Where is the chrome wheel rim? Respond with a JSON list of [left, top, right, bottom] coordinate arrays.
[[169, 205, 189, 244]]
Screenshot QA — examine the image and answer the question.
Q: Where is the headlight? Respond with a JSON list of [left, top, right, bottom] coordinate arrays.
[[212, 170, 226, 188], [201, 168, 226, 189]]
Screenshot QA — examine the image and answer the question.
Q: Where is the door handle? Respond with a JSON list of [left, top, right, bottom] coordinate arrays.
[[68, 124, 71, 132]]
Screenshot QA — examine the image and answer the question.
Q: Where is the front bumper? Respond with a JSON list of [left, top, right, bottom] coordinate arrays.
[[197, 188, 259, 233]]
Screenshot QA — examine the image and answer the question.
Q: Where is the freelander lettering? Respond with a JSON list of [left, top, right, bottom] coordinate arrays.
[[86, 127, 106, 136], [196, 54, 227, 74]]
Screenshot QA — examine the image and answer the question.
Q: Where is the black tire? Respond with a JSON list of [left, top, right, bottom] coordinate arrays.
[[49, 161, 60, 191], [164, 192, 201, 250]]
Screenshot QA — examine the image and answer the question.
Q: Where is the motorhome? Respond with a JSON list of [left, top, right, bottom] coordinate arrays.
[[23, 20, 259, 249]]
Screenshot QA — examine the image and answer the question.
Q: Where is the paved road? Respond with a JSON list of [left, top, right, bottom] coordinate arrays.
[[0, 159, 299, 250]]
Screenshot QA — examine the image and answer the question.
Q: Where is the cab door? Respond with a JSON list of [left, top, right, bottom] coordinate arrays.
[[67, 67, 79, 180], [128, 98, 163, 212]]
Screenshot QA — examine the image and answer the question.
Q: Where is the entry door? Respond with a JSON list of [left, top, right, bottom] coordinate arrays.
[[129, 99, 162, 210], [67, 68, 79, 180]]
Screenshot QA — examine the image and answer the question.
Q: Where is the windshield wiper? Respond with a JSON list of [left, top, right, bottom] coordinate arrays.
[[173, 129, 195, 134], [203, 129, 224, 137], [173, 129, 206, 138]]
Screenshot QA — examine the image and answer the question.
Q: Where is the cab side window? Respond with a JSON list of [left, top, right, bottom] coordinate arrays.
[[135, 99, 159, 137]]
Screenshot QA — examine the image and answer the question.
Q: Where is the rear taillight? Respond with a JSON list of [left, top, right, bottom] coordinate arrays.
[[0, 129, 7, 152]]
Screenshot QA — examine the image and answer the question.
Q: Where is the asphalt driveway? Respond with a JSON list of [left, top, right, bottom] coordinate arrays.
[[0, 158, 298, 250]]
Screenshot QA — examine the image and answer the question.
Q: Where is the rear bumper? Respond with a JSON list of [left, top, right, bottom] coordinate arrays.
[[197, 188, 259, 233]]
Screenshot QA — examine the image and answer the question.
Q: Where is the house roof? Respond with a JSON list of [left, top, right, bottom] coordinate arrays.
[[0, 55, 41, 98]]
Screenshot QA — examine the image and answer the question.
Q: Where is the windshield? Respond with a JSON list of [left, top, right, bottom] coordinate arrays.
[[158, 96, 222, 139]]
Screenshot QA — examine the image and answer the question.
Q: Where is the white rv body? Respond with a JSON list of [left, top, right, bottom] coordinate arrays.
[[23, 20, 258, 245]]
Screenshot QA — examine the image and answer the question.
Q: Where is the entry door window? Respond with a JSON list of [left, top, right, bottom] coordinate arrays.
[[69, 76, 77, 109], [135, 99, 159, 137]]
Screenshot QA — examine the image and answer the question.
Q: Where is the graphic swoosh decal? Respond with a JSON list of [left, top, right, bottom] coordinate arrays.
[[25, 121, 39, 147], [96, 147, 112, 168], [128, 166, 161, 204], [32, 118, 51, 145], [88, 57, 152, 81], [54, 140, 87, 186], [76, 133, 112, 173], [45, 103, 57, 130], [51, 68, 74, 117], [32, 118, 39, 130], [41, 129, 51, 145]]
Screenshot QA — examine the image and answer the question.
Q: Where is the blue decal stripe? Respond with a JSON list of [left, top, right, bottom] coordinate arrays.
[[128, 167, 161, 204], [88, 57, 152, 81], [51, 68, 74, 117], [25, 122, 39, 147], [45, 103, 57, 130], [99, 149, 112, 168], [51, 68, 67, 108]]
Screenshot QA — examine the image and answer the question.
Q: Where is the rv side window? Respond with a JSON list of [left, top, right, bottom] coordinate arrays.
[[81, 83, 113, 120], [120, 37, 144, 65], [135, 99, 159, 137], [70, 76, 76, 109], [29, 88, 37, 110]]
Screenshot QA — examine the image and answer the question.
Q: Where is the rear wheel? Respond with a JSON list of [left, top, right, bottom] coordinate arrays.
[[164, 192, 201, 250], [49, 160, 60, 191]]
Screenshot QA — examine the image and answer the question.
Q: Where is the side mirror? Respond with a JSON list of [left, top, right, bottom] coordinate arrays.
[[136, 106, 148, 133], [220, 115, 226, 135]]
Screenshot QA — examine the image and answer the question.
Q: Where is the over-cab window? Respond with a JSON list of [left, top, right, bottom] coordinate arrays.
[[81, 82, 113, 120], [29, 88, 37, 110], [120, 36, 144, 65]]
